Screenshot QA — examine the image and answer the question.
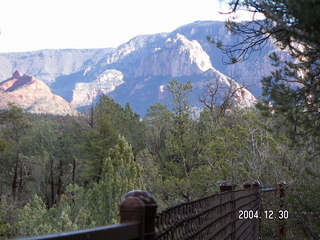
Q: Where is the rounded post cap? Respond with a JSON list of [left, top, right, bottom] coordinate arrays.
[[122, 190, 157, 206], [120, 196, 144, 208], [220, 181, 233, 192], [243, 181, 252, 188], [278, 180, 287, 185], [251, 180, 261, 188]]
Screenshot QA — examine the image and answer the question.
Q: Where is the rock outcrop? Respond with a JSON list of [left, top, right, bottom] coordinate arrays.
[[0, 48, 113, 85], [134, 34, 212, 77], [0, 71, 78, 116], [71, 69, 124, 108], [0, 21, 276, 115]]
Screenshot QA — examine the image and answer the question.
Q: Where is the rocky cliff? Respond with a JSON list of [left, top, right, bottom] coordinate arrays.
[[71, 69, 124, 107], [0, 21, 279, 115], [0, 71, 78, 116], [0, 48, 113, 85], [134, 34, 212, 77]]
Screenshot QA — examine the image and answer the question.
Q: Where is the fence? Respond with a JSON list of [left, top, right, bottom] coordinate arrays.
[[15, 181, 285, 240], [155, 181, 261, 240]]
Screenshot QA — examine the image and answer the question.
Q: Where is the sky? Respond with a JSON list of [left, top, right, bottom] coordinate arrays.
[[0, 0, 243, 53]]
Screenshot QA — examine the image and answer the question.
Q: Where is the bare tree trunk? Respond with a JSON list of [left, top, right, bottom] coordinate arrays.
[[72, 156, 76, 184], [50, 159, 54, 207], [11, 155, 19, 200], [18, 160, 23, 200], [56, 159, 63, 202]]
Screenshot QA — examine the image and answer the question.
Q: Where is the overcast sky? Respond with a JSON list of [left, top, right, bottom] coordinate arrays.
[[0, 0, 240, 53]]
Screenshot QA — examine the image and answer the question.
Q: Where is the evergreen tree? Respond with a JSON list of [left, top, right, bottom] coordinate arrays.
[[94, 95, 146, 154], [144, 103, 173, 161], [0, 105, 30, 200], [214, 2, 320, 236], [82, 115, 118, 182], [88, 135, 144, 224]]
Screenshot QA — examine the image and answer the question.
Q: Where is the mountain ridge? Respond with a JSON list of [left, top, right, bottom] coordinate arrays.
[[0, 71, 78, 116], [0, 21, 277, 115]]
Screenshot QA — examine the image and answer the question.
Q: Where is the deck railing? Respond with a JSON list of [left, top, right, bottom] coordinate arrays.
[[15, 181, 286, 240]]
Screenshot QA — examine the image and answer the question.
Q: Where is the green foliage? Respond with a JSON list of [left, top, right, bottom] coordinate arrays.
[[13, 135, 144, 237], [16, 195, 52, 236], [82, 115, 118, 182], [94, 95, 146, 154], [0, 196, 20, 238], [223, 1, 320, 236], [88, 135, 144, 224], [0, 105, 31, 200], [16, 189, 90, 237], [0, 139, 12, 153], [285, 181, 320, 239], [1, 78, 317, 239], [144, 103, 173, 160]]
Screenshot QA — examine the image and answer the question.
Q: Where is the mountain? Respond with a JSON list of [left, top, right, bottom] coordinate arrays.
[[103, 32, 256, 113], [0, 21, 279, 116], [0, 71, 77, 116], [0, 48, 113, 85], [71, 69, 124, 108]]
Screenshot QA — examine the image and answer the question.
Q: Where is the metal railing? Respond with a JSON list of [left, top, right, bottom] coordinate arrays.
[[16, 223, 141, 240], [14, 181, 285, 240], [155, 181, 261, 240]]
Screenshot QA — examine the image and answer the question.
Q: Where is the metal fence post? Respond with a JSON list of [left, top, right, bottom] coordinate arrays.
[[120, 190, 158, 240]]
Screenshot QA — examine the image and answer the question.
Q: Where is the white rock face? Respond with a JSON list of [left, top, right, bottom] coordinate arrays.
[[234, 88, 257, 107], [71, 69, 124, 107], [0, 49, 113, 85], [106, 34, 165, 65], [134, 34, 213, 77], [200, 69, 257, 108]]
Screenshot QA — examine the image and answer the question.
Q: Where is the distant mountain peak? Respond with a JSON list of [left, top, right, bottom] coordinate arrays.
[[0, 71, 37, 92], [134, 33, 213, 77], [0, 71, 77, 116], [0, 21, 276, 115], [12, 70, 23, 78]]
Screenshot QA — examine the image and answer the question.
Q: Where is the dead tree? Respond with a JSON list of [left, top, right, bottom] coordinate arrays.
[[200, 78, 246, 123]]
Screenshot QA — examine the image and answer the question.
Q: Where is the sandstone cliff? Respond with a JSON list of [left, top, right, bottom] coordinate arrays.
[[0, 71, 78, 116]]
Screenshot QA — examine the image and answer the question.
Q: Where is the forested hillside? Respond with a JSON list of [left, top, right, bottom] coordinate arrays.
[[0, 79, 317, 238], [1, 0, 320, 238]]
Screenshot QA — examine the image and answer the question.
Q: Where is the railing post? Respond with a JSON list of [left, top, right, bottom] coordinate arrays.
[[251, 180, 261, 188], [220, 181, 233, 192], [243, 181, 251, 189], [219, 181, 235, 239], [278, 181, 286, 238], [250, 180, 261, 240], [120, 190, 157, 240]]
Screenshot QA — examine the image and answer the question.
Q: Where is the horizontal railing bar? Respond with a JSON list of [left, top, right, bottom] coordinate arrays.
[[156, 189, 261, 238], [234, 198, 260, 212], [182, 201, 244, 239], [261, 187, 278, 192], [14, 222, 141, 240], [156, 188, 254, 215]]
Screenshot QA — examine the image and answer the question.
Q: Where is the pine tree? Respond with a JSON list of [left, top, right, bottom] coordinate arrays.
[[88, 135, 144, 224], [82, 115, 118, 182], [0, 105, 30, 200]]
